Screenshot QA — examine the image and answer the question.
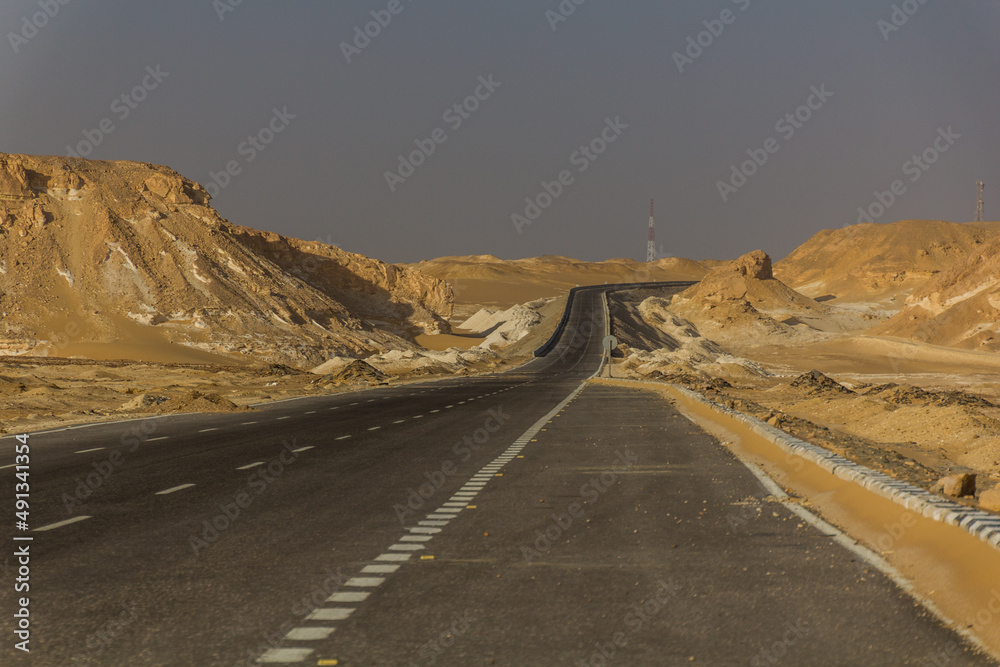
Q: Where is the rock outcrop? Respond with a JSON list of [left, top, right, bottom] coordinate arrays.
[[0, 152, 452, 366]]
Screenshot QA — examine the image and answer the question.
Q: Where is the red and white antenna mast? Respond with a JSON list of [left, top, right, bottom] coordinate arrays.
[[646, 199, 656, 262]]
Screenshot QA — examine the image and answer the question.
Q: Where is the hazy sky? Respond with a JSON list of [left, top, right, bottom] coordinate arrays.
[[2, 1, 998, 263]]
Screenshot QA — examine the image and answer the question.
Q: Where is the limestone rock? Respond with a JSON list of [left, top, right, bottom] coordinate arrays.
[[932, 473, 977, 498]]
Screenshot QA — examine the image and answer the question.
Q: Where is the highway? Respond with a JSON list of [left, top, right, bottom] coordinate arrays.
[[0, 284, 992, 666]]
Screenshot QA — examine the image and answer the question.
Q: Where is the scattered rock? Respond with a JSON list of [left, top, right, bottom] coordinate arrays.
[[156, 390, 251, 413], [932, 473, 977, 498], [979, 486, 1000, 513], [315, 360, 386, 386], [790, 370, 853, 395], [121, 394, 169, 411]]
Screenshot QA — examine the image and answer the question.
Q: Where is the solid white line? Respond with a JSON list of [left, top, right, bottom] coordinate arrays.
[[292, 446, 314, 453], [306, 608, 354, 621], [34, 516, 91, 532], [285, 627, 334, 641], [0, 464, 14, 470], [155, 484, 195, 496], [75, 447, 105, 454], [237, 462, 264, 470], [328, 591, 369, 602]]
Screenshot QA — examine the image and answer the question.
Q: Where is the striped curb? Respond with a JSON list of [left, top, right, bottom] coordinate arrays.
[[670, 385, 1000, 552]]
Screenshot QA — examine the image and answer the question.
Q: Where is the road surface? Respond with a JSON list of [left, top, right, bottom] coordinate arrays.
[[0, 285, 992, 665]]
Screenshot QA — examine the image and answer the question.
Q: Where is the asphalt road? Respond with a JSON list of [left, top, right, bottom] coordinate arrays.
[[0, 284, 993, 666]]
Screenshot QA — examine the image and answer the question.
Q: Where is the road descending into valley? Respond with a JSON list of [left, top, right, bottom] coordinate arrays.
[[0, 285, 992, 666]]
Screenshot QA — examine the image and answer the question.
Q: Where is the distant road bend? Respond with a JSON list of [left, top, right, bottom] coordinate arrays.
[[0, 282, 992, 665]]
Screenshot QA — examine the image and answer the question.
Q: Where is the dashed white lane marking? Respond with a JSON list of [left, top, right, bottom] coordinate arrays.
[[147, 436, 170, 442], [328, 591, 369, 603], [237, 462, 265, 470], [257, 376, 589, 658], [241, 421, 258, 425], [367, 399, 376, 403], [75, 447, 105, 454], [345, 576, 385, 587], [445, 405, 454, 409], [198, 428, 218, 433], [307, 607, 355, 621], [368, 426, 382, 431], [291, 446, 314, 453], [336, 435, 352, 440], [363, 564, 399, 574], [305, 411, 316, 415], [155, 484, 195, 496], [350, 402, 359, 406], [328, 407, 339, 411], [35, 516, 91, 532], [393, 420, 406, 424], [258, 647, 313, 663], [276, 416, 291, 421], [285, 627, 334, 641], [413, 415, 424, 419]]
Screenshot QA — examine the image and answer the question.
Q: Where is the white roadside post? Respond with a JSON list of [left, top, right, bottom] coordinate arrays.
[[602, 335, 618, 379]]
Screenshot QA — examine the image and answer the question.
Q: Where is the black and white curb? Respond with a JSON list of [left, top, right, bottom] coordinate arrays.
[[672, 385, 1000, 552]]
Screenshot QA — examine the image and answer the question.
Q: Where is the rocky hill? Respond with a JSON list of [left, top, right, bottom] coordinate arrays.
[[0, 152, 451, 366], [872, 234, 1000, 351], [668, 250, 873, 347], [774, 220, 1000, 311]]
